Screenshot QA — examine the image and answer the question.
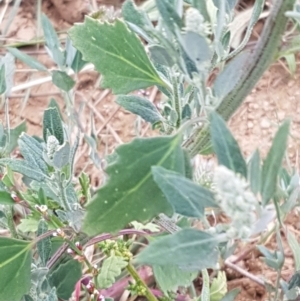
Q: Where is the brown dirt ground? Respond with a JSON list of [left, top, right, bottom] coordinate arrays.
[[1, 1, 300, 301]]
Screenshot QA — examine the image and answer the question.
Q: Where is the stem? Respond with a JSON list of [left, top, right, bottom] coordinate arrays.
[[56, 171, 72, 211], [127, 263, 159, 301], [274, 267, 282, 301], [172, 75, 181, 128]]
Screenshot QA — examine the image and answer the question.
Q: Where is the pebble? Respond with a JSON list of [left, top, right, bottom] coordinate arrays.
[[260, 118, 271, 129], [247, 121, 254, 128]]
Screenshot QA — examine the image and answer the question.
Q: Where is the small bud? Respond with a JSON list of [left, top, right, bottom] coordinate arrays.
[[67, 248, 74, 255], [75, 241, 82, 250]]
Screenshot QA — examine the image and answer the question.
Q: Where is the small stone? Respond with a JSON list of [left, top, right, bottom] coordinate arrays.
[[277, 111, 285, 121], [260, 119, 271, 129], [247, 121, 254, 128]]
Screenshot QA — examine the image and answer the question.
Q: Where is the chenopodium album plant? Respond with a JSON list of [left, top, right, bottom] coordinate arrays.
[[1, 0, 300, 301]]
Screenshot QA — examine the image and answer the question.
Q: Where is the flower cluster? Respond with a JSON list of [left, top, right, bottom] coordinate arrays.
[[213, 166, 258, 239], [46, 135, 59, 160], [184, 7, 211, 36]]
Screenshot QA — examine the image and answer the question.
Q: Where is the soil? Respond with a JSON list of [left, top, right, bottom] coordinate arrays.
[[1, 1, 300, 301]]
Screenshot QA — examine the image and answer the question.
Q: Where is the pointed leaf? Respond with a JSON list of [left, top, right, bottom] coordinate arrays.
[[136, 229, 219, 271], [153, 264, 197, 294], [83, 135, 185, 235], [0, 158, 47, 182], [71, 50, 86, 73], [52, 141, 70, 170], [148, 45, 175, 67], [8, 47, 48, 71], [49, 259, 82, 300], [287, 230, 300, 271], [248, 149, 261, 194], [37, 219, 52, 266], [6, 121, 27, 153], [261, 121, 290, 205], [152, 166, 216, 218], [41, 14, 64, 67], [97, 256, 128, 289], [52, 71, 75, 92], [69, 18, 167, 94], [210, 112, 247, 178], [0, 237, 32, 301], [0, 191, 14, 205], [43, 107, 64, 145], [116, 95, 163, 124]]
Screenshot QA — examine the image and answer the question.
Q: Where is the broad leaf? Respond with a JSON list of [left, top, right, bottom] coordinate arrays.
[[97, 256, 128, 289], [261, 121, 290, 205], [83, 135, 186, 235], [116, 95, 163, 124], [69, 18, 167, 94], [37, 219, 52, 266], [153, 264, 197, 294], [0, 237, 32, 301], [248, 149, 261, 194], [43, 107, 64, 145], [148, 45, 175, 67], [136, 228, 219, 271], [8, 47, 48, 71], [0, 191, 14, 205], [49, 259, 82, 300], [152, 166, 216, 218], [210, 112, 247, 178], [52, 71, 75, 92]]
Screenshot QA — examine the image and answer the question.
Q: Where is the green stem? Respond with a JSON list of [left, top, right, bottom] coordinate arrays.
[[127, 263, 159, 301], [172, 75, 181, 128], [56, 171, 71, 211]]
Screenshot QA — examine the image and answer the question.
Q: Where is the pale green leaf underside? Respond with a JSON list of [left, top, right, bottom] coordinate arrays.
[[136, 228, 219, 271], [69, 18, 166, 94], [0, 237, 32, 301], [152, 166, 216, 218], [83, 135, 186, 235]]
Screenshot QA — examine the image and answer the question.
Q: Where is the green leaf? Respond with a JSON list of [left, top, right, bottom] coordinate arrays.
[[153, 264, 197, 294], [8, 47, 48, 71], [41, 14, 64, 67], [148, 45, 175, 67], [201, 269, 210, 301], [0, 158, 47, 182], [1, 53, 15, 96], [0, 191, 14, 205], [43, 107, 64, 145], [0, 65, 6, 95], [6, 121, 27, 154], [97, 256, 128, 289], [210, 112, 247, 178], [209, 271, 227, 301], [71, 50, 86, 73], [116, 95, 163, 124], [122, 0, 152, 29], [18, 133, 48, 174], [219, 288, 241, 301], [52, 71, 75, 92], [37, 219, 52, 266], [83, 135, 185, 235], [287, 230, 300, 271], [52, 141, 70, 170], [49, 259, 82, 300], [17, 218, 40, 232], [261, 121, 290, 205], [152, 166, 216, 218], [0, 237, 32, 301], [136, 228, 219, 271], [155, 0, 183, 33], [248, 149, 261, 194], [69, 18, 167, 94]]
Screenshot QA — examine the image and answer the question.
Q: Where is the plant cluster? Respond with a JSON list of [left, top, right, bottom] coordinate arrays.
[[1, 0, 300, 301]]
